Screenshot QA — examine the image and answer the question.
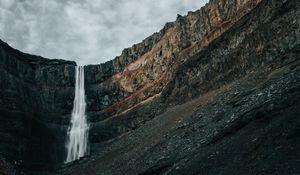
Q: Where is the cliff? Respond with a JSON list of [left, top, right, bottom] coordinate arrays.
[[0, 0, 300, 174], [85, 0, 263, 142], [0, 39, 76, 171]]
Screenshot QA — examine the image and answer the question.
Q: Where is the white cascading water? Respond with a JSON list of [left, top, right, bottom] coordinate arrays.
[[65, 66, 89, 163]]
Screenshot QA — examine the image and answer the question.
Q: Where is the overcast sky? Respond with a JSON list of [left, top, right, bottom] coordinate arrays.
[[0, 0, 208, 65]]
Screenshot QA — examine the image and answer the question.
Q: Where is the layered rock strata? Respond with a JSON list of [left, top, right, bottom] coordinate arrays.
[[0, 0, 299, 174]]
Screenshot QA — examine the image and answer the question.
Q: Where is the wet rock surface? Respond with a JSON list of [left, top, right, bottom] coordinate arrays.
[[0, 0, 299, 174]]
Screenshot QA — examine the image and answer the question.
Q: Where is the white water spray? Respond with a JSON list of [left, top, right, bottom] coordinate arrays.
[[65, 66, 89, 163]]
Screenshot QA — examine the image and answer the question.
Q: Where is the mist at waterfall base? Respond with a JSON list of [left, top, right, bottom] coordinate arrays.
[[65, 66, 89, 163]]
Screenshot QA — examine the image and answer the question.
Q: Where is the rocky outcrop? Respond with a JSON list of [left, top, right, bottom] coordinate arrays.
[[0, 0, 299, 174]]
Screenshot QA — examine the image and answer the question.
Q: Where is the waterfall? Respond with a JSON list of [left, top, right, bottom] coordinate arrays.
[[65, 66, 89, 163]]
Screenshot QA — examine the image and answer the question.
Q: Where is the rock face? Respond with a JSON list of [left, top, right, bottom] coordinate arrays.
[[85, 0, 263, 143], [0, 0, 300, 174], [0, 40, 76, 172]]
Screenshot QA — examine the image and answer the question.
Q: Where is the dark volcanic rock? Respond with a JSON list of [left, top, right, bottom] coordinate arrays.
[[0, 39, 76, 173], [0, 0, 299, 174]]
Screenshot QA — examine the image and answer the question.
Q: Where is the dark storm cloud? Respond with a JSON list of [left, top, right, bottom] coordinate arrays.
[[0, 0, 208, 65]]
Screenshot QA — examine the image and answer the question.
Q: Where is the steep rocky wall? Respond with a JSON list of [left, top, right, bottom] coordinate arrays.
[[166, 0, 300, 103], [85, 0, 263, 144], [87, 0, 300, 145], [84, 0, 262, 124], [0, 40, 76, 114], [0, 40, 76, 171]]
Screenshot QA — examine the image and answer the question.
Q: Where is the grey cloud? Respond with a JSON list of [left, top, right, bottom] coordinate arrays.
[[0, 0, 208, 65]]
